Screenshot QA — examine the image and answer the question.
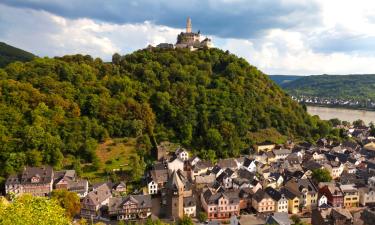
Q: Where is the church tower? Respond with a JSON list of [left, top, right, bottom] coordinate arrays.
[[186, 17, 192, 33], [166, 170, 184, 220]]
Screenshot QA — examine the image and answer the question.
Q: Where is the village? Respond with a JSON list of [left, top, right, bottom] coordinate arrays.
[[3, 122, 375, 225]]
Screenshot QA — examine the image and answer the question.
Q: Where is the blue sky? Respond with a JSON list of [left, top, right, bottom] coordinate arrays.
[[1, 0, 375, 75]]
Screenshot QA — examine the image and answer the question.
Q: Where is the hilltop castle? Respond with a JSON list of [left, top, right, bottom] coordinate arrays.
[[151, 17, 212, 51]]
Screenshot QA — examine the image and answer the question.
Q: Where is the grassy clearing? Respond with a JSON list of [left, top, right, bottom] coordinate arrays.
[[81, 137, 137, 182]]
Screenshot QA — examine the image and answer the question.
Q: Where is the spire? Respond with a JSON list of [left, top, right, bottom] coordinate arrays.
[[186, 17, 192, 33]]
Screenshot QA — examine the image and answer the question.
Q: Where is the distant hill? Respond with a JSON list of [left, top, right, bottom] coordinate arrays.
[[0, 42, 36, 67], [283, 74, 375, 100], [269, 75, 302, 87]]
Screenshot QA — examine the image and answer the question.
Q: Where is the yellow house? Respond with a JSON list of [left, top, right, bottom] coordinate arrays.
[[281, 188, 299, 214], [340, 184, 359, 208], [254, 141, 276, 153], [285, 178, 318, 210]]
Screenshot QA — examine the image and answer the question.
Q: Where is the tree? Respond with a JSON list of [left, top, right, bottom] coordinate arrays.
[[129, 154, 146, 182], [177, 216, 194, 225], [312, 168, 332, 182], [353, 119, 365, 127], [0, 194, 70, 225], [112, 53, 121, 65], [51, 189, 81, 218], [198, 212, 208, 222]]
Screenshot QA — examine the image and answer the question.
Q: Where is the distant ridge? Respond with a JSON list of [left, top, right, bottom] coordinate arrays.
[[275, 74, 375, 101], [0, 42, 36, 68], [268, 75, 302, 86]]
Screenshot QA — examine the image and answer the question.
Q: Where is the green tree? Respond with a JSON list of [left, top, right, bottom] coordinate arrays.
[[198, 212, 208, 222], [0, 195, 70, 225], [129, 154, 146, 182], [177, 216, 194, 225], [312, 168, 332, 182], [51, 189, 81, 219]]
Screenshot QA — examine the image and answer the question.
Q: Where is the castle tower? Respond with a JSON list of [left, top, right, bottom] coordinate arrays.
[[166, 170, 184, 220], [186, 17, 192, 33]]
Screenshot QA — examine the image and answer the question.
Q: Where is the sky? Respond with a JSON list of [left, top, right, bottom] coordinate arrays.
[[1, 0, 375, 75]]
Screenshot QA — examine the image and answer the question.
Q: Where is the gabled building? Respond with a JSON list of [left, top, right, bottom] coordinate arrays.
[[175, 147, 189, 161], [81, 183, 112, 219], [340, 184, 359, 208], [319, 183, 344, 207], [252, 189, 275, 213], [280, 188, 299, 214], [201, 188, 240, 219], [358, 187, 375, 206], [265, 187, 288, 213], [285, 178, 318, 210], [108, 195, 152, 220], [5, 166, 54, 197], [54, 170, 89, 198]]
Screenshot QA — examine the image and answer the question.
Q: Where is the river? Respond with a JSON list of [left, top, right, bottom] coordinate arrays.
[[307, 106, 375, 124]]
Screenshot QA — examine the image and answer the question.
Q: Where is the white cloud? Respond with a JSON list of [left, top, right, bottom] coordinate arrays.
[[1, 1, 375, 74], [0, 4, 181, 60]]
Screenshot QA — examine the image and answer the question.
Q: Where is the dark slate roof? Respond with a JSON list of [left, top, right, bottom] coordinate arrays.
[[211, 165, 222, 174], [183, 196, 196, 207], [217, 159, 237, 169], [265, 187, 282, 201], [238, 168, 255, 180], [243, 157, 253, 168], [280, 187, 298, 200], [109, 194, 152, 212], [252, 189, 271, 202]]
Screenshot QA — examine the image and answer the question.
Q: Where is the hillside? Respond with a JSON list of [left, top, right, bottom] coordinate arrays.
[[0, 48, 332, 180], [269, 75, 302, 86], [0, 42, 36, 68], [283, 74, 375, 101]]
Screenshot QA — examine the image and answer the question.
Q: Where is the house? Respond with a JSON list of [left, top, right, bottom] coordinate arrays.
[[168, 157, 185, 172], [81, 183, 112, 219], [285, 178, 318, 210], [201, 188, 240, 219], [211, 165, 224, 178], [265, 187, 288, 213], [254, 141, 276, 153], [266, 173, 284, 189], [265, 212, 292, 225], [146, 178, 158, 195], [242, 158, 257, 173], [175, 147, 189, 161], [217, 159, 238, 170], [251, 189, 275, 213], [340, 184, 359, 208], [5, 166, 54, 197], [149, 162, 168, 190], [319, 183, 344, 207], [280, 188, 299, 214], [273, 149, 292, 161], [190, 160, 213, 180], [54, 170, 89, 198], [312, 207, 353, 225], [183, 196, 196, 217], [358, 187, 375, 206], [112, 182, 127, 195], [318, 195, 328, 207], [108, 194, 152, 220]]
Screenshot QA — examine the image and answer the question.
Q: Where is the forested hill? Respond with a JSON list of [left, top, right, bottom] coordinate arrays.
[[268, 75, 302, 86], [0, 42, 36, 68], [283, 74, 375, 100], [0, 48, 332, 179]]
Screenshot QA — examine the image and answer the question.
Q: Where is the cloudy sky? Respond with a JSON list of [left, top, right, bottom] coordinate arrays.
[[1, 0, 375, 75]]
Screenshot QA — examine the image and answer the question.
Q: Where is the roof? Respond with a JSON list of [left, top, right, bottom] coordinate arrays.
[[252, 189, 272, 203], [273, 149, 292, 155], [280, 188, 298, 200], [266, 212, 291, 225], [265, 187, 282, 201], [217, 158, 238, 169], [202, 189, 240, 205], [166, 170, 184, 191], [7, 166, 54, 185], [109, 194, 152, 212], [84, 183, 111, 206], [183, 196, 196, 207]]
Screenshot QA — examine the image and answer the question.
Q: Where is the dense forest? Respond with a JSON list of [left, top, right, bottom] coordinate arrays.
[[0, 42, 35, 68], [0, 48, 335, 183], [268, 75, 301, 86], [282, 74, 375, 101]]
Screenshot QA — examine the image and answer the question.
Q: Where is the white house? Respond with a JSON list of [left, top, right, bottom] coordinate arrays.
[[318, 195, 328, 207], [147, 179, 158, 195], [183, 196, 196, 217], [175, 147, 189, 161], [359, 187, 375, 206], [242, 158, 257, 173]]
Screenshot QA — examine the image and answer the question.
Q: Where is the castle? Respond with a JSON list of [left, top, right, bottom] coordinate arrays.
[[153, 17, 212, 51]]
